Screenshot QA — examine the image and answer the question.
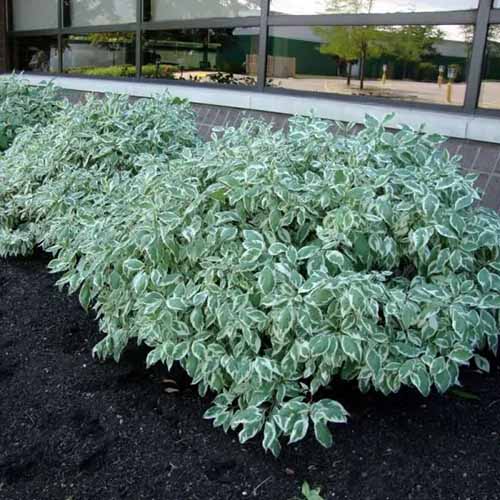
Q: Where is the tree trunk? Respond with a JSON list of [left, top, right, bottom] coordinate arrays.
[[359, 45, 367, 91], [347, 62, 352, 86]]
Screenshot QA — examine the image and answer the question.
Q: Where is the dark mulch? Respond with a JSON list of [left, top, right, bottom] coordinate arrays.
[[1, 251, 499, 500]]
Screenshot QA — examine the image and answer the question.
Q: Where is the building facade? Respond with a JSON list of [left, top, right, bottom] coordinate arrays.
[[0, 1, 500, 144]]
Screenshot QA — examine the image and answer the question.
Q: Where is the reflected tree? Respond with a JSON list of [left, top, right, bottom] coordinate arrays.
[[317, 2, 446, 89], [316, 0, 390, 89], [483, 25, 500, 80], [324, 0, 378, 14], [392, 26, 443, 79], [63, 0, 135, 26], [144, 0, 261, 21], [315, 26, 391, 89], [86, 33, 134, 66]]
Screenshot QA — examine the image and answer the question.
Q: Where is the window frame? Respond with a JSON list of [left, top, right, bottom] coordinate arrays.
[[4, 0, 500, 116]]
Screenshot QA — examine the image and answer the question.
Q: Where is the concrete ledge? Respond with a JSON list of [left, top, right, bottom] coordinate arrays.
[[5, 73, 500, 145]]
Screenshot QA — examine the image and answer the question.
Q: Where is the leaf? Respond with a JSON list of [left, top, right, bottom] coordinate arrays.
[[311, 399, 348, 424], [313, 420, 333, 449], [433, 367, 452, 393], [477, 268, 492, 292], [132, 271, 148, 295], [289, 415, 309, 444], [436, 177, 456, 190], [173, 341, 190, 360], [190, 307, 204, 331], [232, 407, 262, 426], [479, 294, 500, 309], [308, 286, 335, 307], [298, 245, 319, 260], [341, 336, 363, 363], [366, 348, 382, 375], [258, 266, 275, 295], [268, 242, 287, 256], [454, 194, 473, 211], [220, 227, 238, 241], [393, 343, 422, 358], [254, 358, 274, 383], [262, 421, 279, 455], [79, 282, 91, 310], [422, 193, 439, 218], [449, 347, 472, 365], [166, 297, 186, 311], [310, 334, 331, 357], [411, 227, 433, 251], [243, 230, 264, 242], [474, 354, 490, 373], [326, 250, 345, 267], [191, 341, 207, 361], [278, 304, 294, 333], [410, 368, 431, 397], [435, 225, 456, 239], [124, 258, 144, 272]]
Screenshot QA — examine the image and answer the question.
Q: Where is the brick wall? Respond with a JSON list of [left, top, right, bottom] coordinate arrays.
[[0, 0, 7, 73]]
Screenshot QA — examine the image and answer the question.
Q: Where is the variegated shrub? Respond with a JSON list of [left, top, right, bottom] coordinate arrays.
[[0, 76, 61, 151], [38, 114, 500, 456], [0, 92, 200, 257]]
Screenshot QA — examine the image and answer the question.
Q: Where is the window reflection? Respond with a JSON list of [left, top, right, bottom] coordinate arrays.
[[62, 0, 136, 27], [12, 0, 58, 31], [144, 0, 260, 21], [479, 25, 500, 110], [62, 33, 136, 78], [270, 0, 479, 15], [12, 36, 59, 73], [266, 25, 473, 106], [142, 28, 259, 85]]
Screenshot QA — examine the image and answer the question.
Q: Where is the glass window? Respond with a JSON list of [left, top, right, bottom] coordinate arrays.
[[142, 28, 259, 85], [144, 0, 260, 22], [267, 25, 474, 107], [62, 33, 136, 78], [12, 0, 58, 31], [270, 0, 479, 15], [62, 0, 136, 27], [494, 0, 500, 7], [479, 25, 500, 110], [11, 36, 59, 72]]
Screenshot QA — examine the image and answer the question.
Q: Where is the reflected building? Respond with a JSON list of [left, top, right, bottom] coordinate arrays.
[[3, 0, 500, 113]]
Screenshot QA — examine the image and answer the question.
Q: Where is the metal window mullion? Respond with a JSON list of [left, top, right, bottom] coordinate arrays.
[[6, 0, 12, 32], [4, 0, 11, 69], [57, 0, 62, 73], [256, 0, 269, 91], [136, 0, 142, 79], [464, 0, 492, 112]]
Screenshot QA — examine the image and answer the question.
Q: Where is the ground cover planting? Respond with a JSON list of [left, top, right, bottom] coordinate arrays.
[[1, 77, 500, 461]]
